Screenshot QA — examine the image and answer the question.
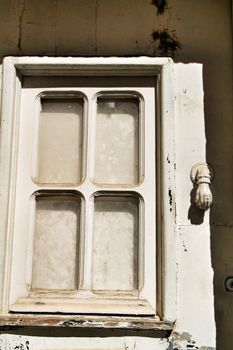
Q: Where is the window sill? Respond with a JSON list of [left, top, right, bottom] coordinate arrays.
[[0, 315, 173, 335]]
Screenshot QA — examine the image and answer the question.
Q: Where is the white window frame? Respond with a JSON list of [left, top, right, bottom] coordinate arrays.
[[0, 57, 176, 328]]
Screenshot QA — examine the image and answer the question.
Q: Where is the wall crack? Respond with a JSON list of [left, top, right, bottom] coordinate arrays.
[[94, 0, 99, 54], [54, 0, 58, 55], [18, 0, 26, 51]]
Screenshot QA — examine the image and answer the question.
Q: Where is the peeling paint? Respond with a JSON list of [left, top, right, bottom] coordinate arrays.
[[62, 319, 86, 327], [13, 340, 29, 350], [168, 332, 215, 350], [0, 315, 173, 332]]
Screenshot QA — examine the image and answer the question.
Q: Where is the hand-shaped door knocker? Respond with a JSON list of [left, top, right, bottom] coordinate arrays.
[[190, 162, 214, 210]]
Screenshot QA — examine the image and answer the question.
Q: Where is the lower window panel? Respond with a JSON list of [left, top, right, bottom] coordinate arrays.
[[32, 193, 81, 291], [92, 195, 139, 293]]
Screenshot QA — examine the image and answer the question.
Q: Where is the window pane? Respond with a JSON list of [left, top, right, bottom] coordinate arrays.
[[31, 194, 81, 291], [94, 97, 139, 185], [92, 195, 139, 291], [37, 98, 83, 185]]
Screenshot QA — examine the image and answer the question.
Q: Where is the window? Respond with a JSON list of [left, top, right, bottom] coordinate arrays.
[[1, 58, 176, 326]]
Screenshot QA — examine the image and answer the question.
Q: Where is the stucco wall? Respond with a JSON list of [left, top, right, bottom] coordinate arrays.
[[0, 0, 232, 349]]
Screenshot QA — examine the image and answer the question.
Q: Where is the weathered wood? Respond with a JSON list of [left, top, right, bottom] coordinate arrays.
[[0, 315, 173, 331]]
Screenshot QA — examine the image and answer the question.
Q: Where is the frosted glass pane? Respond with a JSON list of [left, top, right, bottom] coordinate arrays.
[[32, 195, 80, 290], [94, 98, 139, 185], [92, 196, 139, 291], [37, 98, 83, 184]]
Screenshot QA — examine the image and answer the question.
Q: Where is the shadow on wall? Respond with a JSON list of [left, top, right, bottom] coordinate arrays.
[[188, 187, 205, 225], [0, 327, 170, 338], [203, 62, 233, 350]]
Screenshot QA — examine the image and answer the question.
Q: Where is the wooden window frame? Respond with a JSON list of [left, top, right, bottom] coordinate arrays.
[[0, 57, 176, 331]]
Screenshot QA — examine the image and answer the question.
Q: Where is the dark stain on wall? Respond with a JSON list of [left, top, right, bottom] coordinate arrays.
[[151, 29, 181, 56], [151, 0, 168, 15], [168, 189, 173, 211]]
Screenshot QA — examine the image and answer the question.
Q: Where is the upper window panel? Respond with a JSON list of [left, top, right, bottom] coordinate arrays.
[[93, 96, 142, 186], [36, 97, 84, 185]]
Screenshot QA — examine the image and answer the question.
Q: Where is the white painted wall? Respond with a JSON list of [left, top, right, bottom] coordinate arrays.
[[174, 64, 215, 347]]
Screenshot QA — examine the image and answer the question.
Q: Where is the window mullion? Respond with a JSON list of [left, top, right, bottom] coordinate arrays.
[[78, 92, 95, 293], [78, 192, 94, 293]]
